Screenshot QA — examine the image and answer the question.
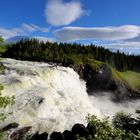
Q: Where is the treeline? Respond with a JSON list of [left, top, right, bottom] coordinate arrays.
[[3, 39, 140, 72]]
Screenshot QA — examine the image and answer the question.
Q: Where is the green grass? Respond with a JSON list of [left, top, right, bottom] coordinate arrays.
[[83, 58, 104, 71], [117, 71, 140, 93], [111, 68, 140, 93], [69, 56, 104, 72]]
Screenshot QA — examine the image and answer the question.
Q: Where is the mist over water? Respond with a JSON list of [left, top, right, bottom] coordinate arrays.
[[90, 94, 140, 118], [0, 58, 139, 134]]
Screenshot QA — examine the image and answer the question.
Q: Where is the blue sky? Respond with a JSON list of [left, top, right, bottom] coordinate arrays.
[[0, 0, 140, 55]]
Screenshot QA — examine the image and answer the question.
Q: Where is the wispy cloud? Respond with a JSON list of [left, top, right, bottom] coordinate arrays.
[[45, 0, 85, 26], [54, 25, 140, 54], [0, 27, 25, 39], [54, 25, 140, 41], [125, 34, 140, 42], [98, 40, 140, 54], [0, 23, 49, 39], [22, 23, 49, 32]]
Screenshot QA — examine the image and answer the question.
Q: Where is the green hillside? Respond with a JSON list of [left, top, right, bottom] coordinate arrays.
[[118, 71, 140, 93], [112, 70, 140, 93]]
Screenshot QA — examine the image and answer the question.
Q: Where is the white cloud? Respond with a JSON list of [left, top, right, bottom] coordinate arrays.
[[45, 0, 85, 26], [54, 25, 140, 41], [0, 27, 25, 39], [54, 25, 140, 54], [125, 34, 140, 42], [22, 23, 49, 32], [101, 41, 140, 49], [22, 23, 36, 32], [106, 43, 140, 55], [0, 23, 49, 39]]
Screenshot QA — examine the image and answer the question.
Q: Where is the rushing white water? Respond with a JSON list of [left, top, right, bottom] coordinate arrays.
[[0, 58, 100, 134]]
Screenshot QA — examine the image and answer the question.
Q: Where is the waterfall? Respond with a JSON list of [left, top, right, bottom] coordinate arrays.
[[0, 58, 100, 133]]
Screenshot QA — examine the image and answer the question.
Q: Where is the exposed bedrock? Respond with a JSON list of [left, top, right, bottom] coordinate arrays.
[[69, 63, 140, 102]]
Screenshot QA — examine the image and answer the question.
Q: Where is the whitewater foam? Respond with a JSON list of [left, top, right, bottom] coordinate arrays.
[[0, 58, 99, 133]]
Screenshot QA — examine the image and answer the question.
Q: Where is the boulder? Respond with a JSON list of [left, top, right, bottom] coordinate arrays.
[[63, 130, 74, 140], [10, 126, 32, 140], [1, 123, 19, 131], [72, 123, 90, 137], [50, 132, 64, 140], [29, 132, 48, 140]]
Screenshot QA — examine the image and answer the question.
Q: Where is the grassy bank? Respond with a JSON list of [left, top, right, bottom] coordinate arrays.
[[112, 68, 140, 93], [117, 71, 140, 93]]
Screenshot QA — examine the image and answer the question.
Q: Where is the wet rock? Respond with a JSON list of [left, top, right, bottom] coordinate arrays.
[[70, 63, 140, 102], [63, 130, 74, 140], [70, 63, 117, 92], [38, 97, 45, 104], [72, 123, 90, 137], [1, 123, 19, 131], [50, 132, 64, 140], [39, 132, 48, 139], [10, 126, 32, 140], [83, 64, 115, 92], [29, 132, 48, 140]]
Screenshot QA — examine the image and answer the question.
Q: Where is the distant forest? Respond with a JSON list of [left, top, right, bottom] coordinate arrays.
[[3, 39, 140, 72]]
